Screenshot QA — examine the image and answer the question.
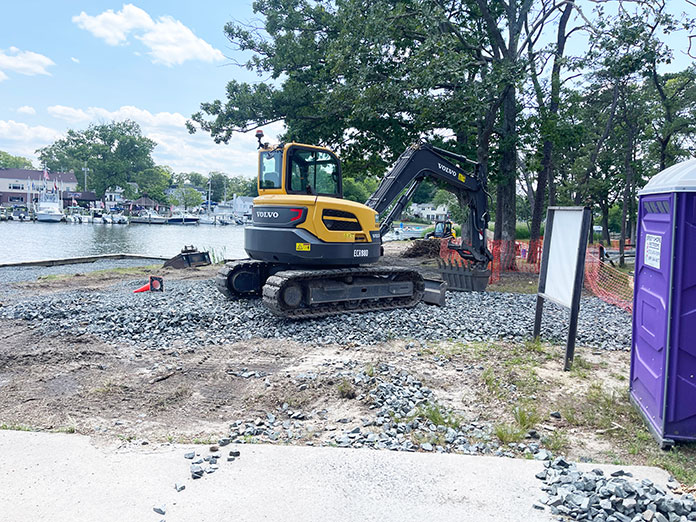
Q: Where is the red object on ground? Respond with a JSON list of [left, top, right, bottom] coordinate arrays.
[[133, 276, 164, 293]]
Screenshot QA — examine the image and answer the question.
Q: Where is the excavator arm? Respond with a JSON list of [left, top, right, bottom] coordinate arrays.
[[365, 142, 492, 266]]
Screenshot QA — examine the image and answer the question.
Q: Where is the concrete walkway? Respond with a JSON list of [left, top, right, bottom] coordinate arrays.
[[0, 430, 670, 522]]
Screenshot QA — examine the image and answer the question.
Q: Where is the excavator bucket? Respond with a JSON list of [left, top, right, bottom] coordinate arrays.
[[163, 245, 211, 269], [437, 259, 490, 292], [422, 279, 448, 306]]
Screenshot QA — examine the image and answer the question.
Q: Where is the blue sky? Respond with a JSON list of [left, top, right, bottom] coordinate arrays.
[[0, 1, 284, 175], [1, 2, 694, 177]]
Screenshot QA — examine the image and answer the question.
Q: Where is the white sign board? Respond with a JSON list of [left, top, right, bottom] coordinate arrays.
[[644, 234, 662, 270], [542, 209, 585, 309]]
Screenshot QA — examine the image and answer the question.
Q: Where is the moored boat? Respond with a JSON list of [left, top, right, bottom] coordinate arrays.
[[35, 191, 64, 222]]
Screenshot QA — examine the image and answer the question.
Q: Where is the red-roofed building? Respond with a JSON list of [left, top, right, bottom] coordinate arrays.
[[0, 169, 78, 205]]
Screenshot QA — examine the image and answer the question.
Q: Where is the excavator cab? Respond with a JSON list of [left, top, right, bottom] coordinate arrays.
[[247, 132, 381, 267], [257, 142, 342, 198]]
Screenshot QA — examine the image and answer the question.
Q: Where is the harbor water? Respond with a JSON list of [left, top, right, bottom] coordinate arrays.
[[0, 221, 247, 264]]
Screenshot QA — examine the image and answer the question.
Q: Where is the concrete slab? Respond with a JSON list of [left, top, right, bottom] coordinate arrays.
[[0, 430, 670, 522]]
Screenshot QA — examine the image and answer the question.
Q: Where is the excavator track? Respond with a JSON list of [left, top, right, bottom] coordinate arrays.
[[216, 259, 270, 299], [262, 266, 425, 319]]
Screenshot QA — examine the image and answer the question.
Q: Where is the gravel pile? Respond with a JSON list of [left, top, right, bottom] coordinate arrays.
[[218, 362, 553, 459], [535, 458, 696, 521], [0, 278, 631, 349]]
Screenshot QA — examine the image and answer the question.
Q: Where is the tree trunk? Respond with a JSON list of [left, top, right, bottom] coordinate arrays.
[[619, 135, 634, 267], [600, 203, 611, 245], [498, 85, 518, 270]]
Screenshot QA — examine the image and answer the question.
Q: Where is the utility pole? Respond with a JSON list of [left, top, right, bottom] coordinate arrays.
[[82, 162, 89, 192]]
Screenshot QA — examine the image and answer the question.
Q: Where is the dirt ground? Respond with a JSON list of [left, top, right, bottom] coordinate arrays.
[[1, 244, 694, 485], [0, 315, 625, 456]]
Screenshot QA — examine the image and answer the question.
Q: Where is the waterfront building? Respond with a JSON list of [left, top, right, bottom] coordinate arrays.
[[409, 202, 449, 221], [0, 169, 77, 206]]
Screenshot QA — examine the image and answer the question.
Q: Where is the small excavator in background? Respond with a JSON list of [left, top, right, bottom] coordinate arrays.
[[425, 220, 456, 240], [216, 131, 492, 318]]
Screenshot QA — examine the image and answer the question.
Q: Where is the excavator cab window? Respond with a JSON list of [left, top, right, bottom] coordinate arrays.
[[434, 222, 445, 236], [260, 150, 283, 189], [288, 148, 341, 197]]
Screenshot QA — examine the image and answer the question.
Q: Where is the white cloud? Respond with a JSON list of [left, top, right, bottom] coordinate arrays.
[[31, 104, 285, 175], [17, 106, 36, 115], [0, 120, 62, 160], [70, 57, 80, 64], [47, 105, 91, 123], [0, 47, 55, 80], [72, 4, 153, 46], [72, 4, 224, 66]]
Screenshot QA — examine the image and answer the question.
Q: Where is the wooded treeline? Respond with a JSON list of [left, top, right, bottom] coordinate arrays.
[[16, 121, 257, 205], [189, 0, 696, 266]]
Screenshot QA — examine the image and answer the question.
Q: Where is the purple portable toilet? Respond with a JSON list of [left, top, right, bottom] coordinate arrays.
[[630, 158, 696, 449]]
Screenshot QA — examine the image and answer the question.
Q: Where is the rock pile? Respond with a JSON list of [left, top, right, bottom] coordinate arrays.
[[1, 278, 632, 350], [535, 457, 696, 521], [223, 362, 553, 459]]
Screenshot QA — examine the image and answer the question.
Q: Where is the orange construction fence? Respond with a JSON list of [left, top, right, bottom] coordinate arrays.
[[438, 238, 634, 312]]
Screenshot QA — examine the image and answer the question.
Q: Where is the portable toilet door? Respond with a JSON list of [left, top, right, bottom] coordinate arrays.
[[630, 158, 696, 449]]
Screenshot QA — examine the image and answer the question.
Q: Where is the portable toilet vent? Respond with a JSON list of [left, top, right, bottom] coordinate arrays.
[[630, 158, 696, 449]]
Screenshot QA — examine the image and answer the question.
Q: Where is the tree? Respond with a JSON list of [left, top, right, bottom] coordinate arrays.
[[0, 150, 33, 169], [36, 120, 156, 198], [186, 172, 207, 188], [169, 187, 203, 210], [132, 166, 171, 203], [646, 67, 696, 171], [343, 176, 378, 203], [432, 189, 464, 224], [221, 174, 258, 199]]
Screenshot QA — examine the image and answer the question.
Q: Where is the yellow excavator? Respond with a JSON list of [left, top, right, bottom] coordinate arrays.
[[216, 130, 492, 318]]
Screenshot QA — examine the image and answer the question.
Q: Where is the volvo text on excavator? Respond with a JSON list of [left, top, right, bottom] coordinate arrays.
[[216, 131, 492, 318]]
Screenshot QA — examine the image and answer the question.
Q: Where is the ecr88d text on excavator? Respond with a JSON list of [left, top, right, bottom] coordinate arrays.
[[216, 130, 492, 319]]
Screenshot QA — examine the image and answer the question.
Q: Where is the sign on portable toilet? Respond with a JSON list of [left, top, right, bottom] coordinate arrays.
[[630, 158, 696, 449]]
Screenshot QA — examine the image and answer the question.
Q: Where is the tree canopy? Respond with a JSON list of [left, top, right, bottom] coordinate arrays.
[[188, 0, 696, 262], [36, 120, 156, 199], [0, 150, 33, 169]]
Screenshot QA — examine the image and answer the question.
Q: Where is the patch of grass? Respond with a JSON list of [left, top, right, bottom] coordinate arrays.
[[192, 436, 216, 445], [513, 405, 541, 431], [91, 380, 128, 395], [365, 364, 375, 378], [524, 337, 544, 354], [481, 367, 502, 396], [543, 429, 570, 453], [417, 402, 461, 429], [0, 423, 34, 432], [36, 264, 162, 283], [494, 423, 526, 444], [570, 355, 593, 379], [650, 450, 696, 486], [434, 342, 468, 358], [55, 426, 76, 434], [153, 387, 192, 409], [203, 245, 227, 264], [553, 381, 696, 485], [337, 379, 356, 399]]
